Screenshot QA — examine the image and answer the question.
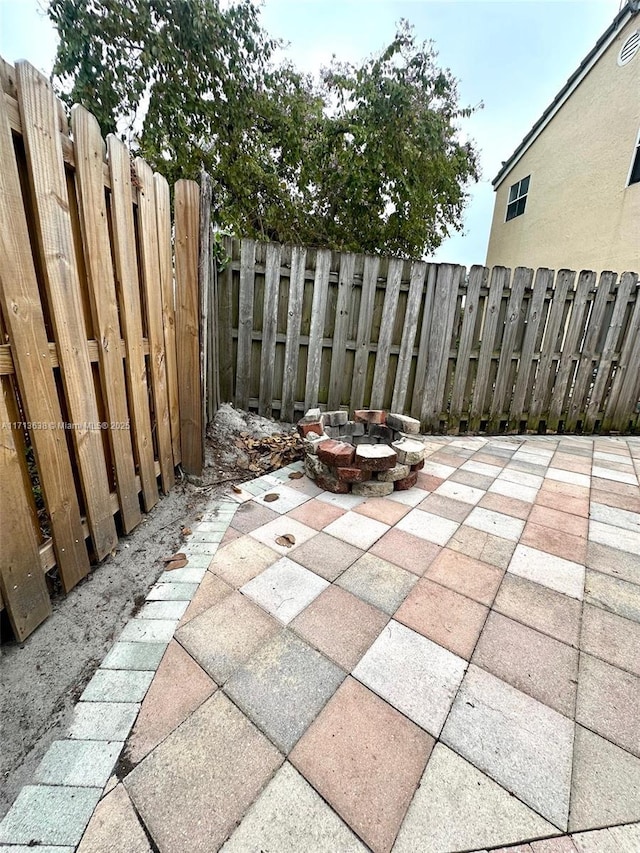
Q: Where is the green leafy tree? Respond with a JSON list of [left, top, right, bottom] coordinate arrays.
[[48, 0, 479, 257]]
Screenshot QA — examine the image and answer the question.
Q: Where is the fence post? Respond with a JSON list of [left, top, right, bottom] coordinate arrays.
[[175, 179, 203, 475]]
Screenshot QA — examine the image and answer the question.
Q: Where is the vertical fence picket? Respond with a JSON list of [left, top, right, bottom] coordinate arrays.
[[156, 173, 181, 464], [370, 257, 403, 409], [0, 382, 52, 640], [449, 266, 486, 430], [328, 252, 355, 410], [528, 269, 575, 430], [410, 264, 437, 421], [602, 275, 640, 431], [304, 249, 331, 411], [469, 266, 509, 432], [489, 267, 532, 432], [107, 135, 158, 512], [508, 268, 551, 430], [281, 246, 306, 422], [350, 255, 380, 413], [135, 158, 175, 490], [420, 264, 458, 430], [72, 106, 141, 533], [258, 243, 282, 418], [236, 239, 256, 410], [391, 261, 427, 414], [218, 236, 235, 403], [174, 179, 203, 475], [565, 271, 613, 432], [546, 271, 592, 432], [16, 60, 117, 560], [584, 272, 635, 431]]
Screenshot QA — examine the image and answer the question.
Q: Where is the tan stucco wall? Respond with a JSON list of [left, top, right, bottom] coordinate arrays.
[[486, 15, 640, 275]]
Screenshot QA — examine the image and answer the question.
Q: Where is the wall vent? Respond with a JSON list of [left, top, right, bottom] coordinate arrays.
[[618, 30, 640, 66]]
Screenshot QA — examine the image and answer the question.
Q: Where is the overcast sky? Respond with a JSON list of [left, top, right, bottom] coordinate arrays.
[[0, 0, 623, 265]]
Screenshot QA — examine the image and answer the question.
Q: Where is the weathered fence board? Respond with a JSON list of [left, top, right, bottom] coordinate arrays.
[[73, 106, 141, 534], [216, 238, 639, 437], [135, 157, 174, 493], [175, 179, 202, 475], [107, 135, 158, 512]]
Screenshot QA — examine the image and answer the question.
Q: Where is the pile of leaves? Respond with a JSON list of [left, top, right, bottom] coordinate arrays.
[[233, 430, 304, 475]]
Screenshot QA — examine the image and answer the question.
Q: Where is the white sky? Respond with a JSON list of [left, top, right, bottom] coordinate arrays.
[[0, 0, 623, 264]]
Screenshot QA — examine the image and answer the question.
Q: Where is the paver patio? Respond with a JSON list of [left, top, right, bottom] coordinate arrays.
[[2, 435, 640, 852]]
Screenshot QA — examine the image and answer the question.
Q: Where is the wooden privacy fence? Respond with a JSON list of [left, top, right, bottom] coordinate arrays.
[[0, 58, 202, 642], [216, 237, 640, 435]]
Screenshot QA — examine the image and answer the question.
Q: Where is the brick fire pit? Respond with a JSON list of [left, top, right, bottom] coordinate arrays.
[[297, 408, 426, 496]]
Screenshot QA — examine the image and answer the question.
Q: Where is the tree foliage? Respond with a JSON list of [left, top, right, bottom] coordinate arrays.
[[49, 0, 479, 257]]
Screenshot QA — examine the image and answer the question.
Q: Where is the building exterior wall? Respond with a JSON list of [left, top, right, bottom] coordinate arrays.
[[486, 15, 640, 275]]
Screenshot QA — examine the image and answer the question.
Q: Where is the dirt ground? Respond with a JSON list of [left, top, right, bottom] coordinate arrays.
[[0, 405, 300, 819]]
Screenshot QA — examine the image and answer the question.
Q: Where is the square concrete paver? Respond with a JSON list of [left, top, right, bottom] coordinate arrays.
[[289, 532, 363, 581], [178, 573, 233, 626], [76, 783, 152, 853], [488, 478, 539, 503], [535, 489, 590, 517], [221, 762, 366, 852], [493, 574, 582, 647], [68, 702, 139, 742], [394, 744, 557, 853], [125, 640, 216, 765], [586, 541, 640, 586], [425, 548, 504, 605], [472, 611, 579, 717], [230, 501, 279, 533], [464, 507, 525, 542], [101, 642, 167, 672], [176, 591, 280, 683], [576, 653, 640, 757], [580, 604, 640, 676], [396, 508, 460, 546], [252, 484, 311, 513], [432, 481, 485, 506], [353, 497, 411, 526], [224, 631, 345, 753], [419, 492, 474, 522], [249, 516, 318, 556], [521, 522, 588, 564], [240, 557, 329, 624], [124, 693, 282, 853], [336, 553, 417, 614], [290, 585, 388, 670], [35, 740, 122, 788], [290, 677, 433, 853], [569, 724, 640, 832], [208, 536, 279, 588], [447, 524, 516, 569], [0, 785, 102, 846], [81, 670, 154, 704], [479, 491, 533, 520], [395, 577, 488, 659], [528, 505, 589, 538], [323, 511, 390, 550], [353, 620, 466, 736], [508, 545, 585, 600], [441, 664, 574, 829], [287, 497, 346, 530], [583, 569, 640, 624], [369, 528, 441, 576]]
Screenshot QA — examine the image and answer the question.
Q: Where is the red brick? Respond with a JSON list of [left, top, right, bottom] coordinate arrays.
[[337, 467, 368, 483], [394, 472, 419, 491], [298, 420, 324, 438], [354, 444, 397, 471], [411, 459, 425, 472], [317, 440, 356, 467], [354, 409, 386, 425], [316, 473, 350, 494]]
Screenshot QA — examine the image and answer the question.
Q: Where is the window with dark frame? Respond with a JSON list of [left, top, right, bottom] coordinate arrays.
[[506, 175, 530, 221], [628, 134, 640, 186]]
